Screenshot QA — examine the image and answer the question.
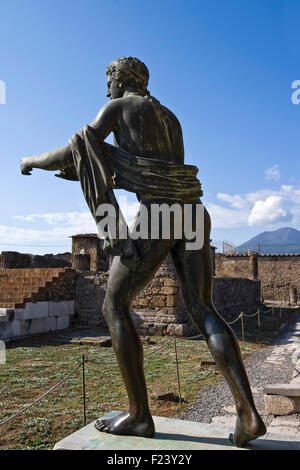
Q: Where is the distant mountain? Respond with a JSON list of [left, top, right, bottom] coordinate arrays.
[[236, 227, 300, 254]]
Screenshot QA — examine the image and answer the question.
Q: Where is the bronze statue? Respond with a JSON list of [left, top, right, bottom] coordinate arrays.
[[20, 57, 266, 447]]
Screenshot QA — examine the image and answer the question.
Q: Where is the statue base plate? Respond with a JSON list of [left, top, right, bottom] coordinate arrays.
[[53, 411, 300, 451]]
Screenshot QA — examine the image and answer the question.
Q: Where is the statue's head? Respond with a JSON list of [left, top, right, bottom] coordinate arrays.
[[106, 57, 149, 99]]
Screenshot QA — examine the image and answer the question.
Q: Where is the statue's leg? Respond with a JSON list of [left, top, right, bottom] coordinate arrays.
[[95, 233, 175, 437], [170, 203, 266, 447]]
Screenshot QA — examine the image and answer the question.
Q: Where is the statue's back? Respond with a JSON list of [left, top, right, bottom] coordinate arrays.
[[113, 95, 184, 164]]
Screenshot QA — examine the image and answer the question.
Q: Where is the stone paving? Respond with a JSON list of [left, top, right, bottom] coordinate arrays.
[[210, 315, 300, 438]]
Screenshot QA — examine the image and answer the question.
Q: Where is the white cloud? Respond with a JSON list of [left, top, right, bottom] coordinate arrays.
[[248, 196, 292, 226], [3, 188, 300, 248], [265, 164, 280, 181], [216, 193, 245, 209], [13, 211, 95, 227], [211, 184, 300, 229], [5, 198, 141, 248], [206, 203, 249, 229]]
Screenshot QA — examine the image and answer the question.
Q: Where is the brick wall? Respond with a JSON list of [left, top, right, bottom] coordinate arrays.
[[215, 253, 300, 303], [0, 268, 76, 308]]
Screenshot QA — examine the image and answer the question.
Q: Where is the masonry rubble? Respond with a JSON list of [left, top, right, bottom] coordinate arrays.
[[0, 237, 262, 339]]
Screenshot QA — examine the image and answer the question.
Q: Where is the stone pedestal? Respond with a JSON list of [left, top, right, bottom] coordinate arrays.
[[53, 411, 300, 450], [264, 383, 300, 415]]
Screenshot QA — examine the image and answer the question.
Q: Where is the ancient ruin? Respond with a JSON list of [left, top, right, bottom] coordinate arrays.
[[0, 235, 261, 340]]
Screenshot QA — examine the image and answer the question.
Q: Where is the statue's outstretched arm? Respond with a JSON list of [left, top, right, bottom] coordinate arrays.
[[20, 144, 73, 175], [20, 101, 118, 176]]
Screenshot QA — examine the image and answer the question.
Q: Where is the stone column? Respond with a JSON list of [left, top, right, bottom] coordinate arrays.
[[289, 286, 297, 306], [249, 252, 258, 280]]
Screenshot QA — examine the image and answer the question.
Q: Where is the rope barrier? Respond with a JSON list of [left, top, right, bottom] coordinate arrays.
[[242, 310, 259, 318], [183, 333, 203, 340], [0, 303, 292, 431], [145, 338, 174, 357], [227, 304, 284, 326], [84, 358, 116, 365], [259, 307, 273, 314], [0, 361, 83, 428], [84, 338, 175, 365], [227, 314, 242, 325]]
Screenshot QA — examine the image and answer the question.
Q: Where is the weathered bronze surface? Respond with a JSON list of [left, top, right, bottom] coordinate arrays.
[[21, 57, 266, 447]]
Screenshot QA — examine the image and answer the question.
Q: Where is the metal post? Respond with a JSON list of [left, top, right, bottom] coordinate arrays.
[[257, 309, 261, 329], [241, 313, 245, 342], [173, 338, 182, 407], [82, 354, 87, 426]]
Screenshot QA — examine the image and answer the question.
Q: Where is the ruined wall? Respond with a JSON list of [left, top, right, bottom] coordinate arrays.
[[40, 269, 76, 302], [0, 268, 76, 340], [0, 268, 76, 308], [215, 254, 250, 278], [215, 253, 300, 303], [257, 256, 300, 303], [71, 236, 108, 272], [0, 251, 71, 269], [212, 277, 261, 320], [73, 255, 261, 336], [74, 272, 108, 327], [130, 255, 187, 336]]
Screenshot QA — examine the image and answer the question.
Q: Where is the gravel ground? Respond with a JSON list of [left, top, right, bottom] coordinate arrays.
[[180, 317, 300, 428]]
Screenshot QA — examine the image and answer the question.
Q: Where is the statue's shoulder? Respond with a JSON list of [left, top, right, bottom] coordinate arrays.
[[159, 103, 183, 130]]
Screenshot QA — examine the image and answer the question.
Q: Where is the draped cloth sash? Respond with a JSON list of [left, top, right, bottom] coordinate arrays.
[[57, 125, 203, 257]]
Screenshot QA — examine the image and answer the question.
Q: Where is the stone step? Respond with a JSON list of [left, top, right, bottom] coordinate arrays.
[[0, 299, 38, 305], [0, 278, 50, 285], [0, 268, 75, 307], [71, 320, 91, 328], [86, 320, 103, 327], [77, 315, 102, 324], [264, 384, 300, 397], [0, 268, 67, 277], [0, 290, 42, 301], [0, 302, 21, 308], [76, 309, 101, 315]]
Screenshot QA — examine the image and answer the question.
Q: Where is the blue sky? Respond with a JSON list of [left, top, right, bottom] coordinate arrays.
[[0, 0, 300, 254]]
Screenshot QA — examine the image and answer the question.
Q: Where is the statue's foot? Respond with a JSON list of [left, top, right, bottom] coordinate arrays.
[[229, 412, 266, 448], [94, 411, 155, 438]]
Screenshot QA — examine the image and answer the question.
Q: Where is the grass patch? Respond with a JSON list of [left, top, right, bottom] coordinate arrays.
[[0, 307, 297, 449]]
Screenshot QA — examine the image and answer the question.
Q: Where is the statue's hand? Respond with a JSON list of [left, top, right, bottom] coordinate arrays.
[[20, 157, 33, 175]]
